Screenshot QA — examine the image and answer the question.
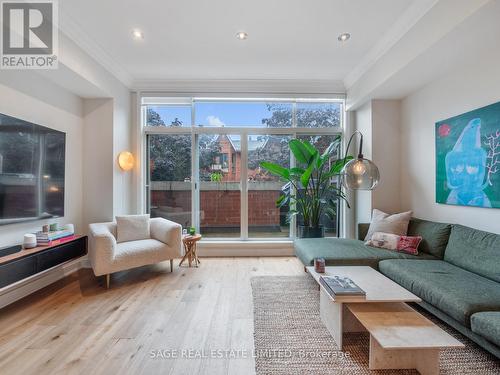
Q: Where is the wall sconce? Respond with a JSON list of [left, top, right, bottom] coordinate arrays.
[[118, 151, 134, 171]]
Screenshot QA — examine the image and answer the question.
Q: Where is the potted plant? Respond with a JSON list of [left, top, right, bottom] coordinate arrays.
[[260, 139, 351, 238]]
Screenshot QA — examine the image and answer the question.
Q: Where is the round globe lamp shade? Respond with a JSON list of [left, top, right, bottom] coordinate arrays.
[[341, 158, 380, 190], [118, 151, 134, 171]]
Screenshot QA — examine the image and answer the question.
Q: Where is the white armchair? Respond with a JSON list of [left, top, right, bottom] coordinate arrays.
[[88, 217, 182, 288]]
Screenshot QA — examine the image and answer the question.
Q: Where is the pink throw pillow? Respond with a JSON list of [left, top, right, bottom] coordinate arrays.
[[365, 232, 422, 255]]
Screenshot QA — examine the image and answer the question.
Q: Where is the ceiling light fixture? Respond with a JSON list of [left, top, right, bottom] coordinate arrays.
[[337, 32, 351, 42], [236, 31, 248, 40], [132, 29, 144, 40]]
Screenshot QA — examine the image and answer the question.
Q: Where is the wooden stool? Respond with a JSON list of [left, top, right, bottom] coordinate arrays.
[[179, 234, 202, 267]]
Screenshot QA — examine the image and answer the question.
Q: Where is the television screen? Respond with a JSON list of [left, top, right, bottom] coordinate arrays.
[[0, 113, 65, 225]]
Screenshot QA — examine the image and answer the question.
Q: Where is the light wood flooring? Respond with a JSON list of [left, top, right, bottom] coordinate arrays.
[[0, 257, 303, 375]]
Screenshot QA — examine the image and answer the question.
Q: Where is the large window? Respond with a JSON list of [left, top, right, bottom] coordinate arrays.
[[199, 134, 241, 238], [143, 97, 344, 240], [148, 134, 192, 229], [248, 135, 291, 238]]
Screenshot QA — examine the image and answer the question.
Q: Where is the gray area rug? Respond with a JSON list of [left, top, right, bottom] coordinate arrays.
[[251, 275, 500, 375]]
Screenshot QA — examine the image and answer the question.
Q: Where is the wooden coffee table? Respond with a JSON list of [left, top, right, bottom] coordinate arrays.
[[179, 234, 201, 267], [307, 266, 464, 374]]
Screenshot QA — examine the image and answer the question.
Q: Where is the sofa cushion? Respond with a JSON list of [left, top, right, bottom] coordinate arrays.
[[379, 259, 500, 326], [294, 238, 437, 269], [365, 232, 422, 255], [116, 214, 150, 243], [407, 218, 451, 259], [365, 209, 412, 241], [444, 224, 500, 282], [471, 312, 500, 347]]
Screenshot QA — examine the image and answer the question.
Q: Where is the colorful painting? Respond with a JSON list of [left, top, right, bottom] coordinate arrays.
[[436, 101, 500, 208]]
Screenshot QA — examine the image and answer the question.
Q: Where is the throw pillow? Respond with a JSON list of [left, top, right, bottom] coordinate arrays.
[[366, 232, 422, 255], [116, 214, 150, 243], [364, 209, 412, 241]]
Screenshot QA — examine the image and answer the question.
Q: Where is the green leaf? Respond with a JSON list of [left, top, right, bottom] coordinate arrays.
[[325, 207, 337, 221], [276, 194, 290, 208], [321, 139, 339, 160], [286, 210, 299, 223], [276, 194, 286, 206], [328, 198, 337, 208], [302, 140, 318, 161], [260, 161, 290, 180], [289, 167, 305, 176], [316, 154, 326, 169], [329, 156, 353, 174], [289, 139, 312, 164], [300, 153, 318, 187]]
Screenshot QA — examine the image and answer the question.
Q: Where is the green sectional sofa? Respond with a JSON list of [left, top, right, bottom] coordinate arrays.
[[294, 218, 500, 358]]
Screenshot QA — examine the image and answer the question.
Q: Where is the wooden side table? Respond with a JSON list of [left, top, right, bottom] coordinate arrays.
[[179, 234, 202, 267]]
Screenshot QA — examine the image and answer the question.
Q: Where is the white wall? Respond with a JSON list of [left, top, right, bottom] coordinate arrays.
[[0, 71, 83, 247], [354, 102, 373, 227], [353, 99, 402, 237], [400, 49, 500, 234], [42, 32, 135, 220], [372, 100, 401, 214], [82, 99, 114, 226], [112, 91, 133, 217]]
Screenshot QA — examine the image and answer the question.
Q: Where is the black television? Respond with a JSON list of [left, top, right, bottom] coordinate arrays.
[[0, 113, 65, 225]]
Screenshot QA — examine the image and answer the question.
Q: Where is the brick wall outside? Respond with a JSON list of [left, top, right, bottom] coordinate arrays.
[[151, 189, 280, 227], [201, 190, 241, 225], [248, 191, 281, 225]]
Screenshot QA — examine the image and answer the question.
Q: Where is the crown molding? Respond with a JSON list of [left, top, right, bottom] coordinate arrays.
[[59, 9, 133, 88], [131, 79, 346, 96], [343, 0, 438, 90]]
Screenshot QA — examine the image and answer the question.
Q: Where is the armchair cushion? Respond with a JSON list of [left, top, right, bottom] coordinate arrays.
[[116, 214, 150, 243], [113, 239, 177, 273]]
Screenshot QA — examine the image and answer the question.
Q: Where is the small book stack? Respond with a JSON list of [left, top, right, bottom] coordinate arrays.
[[36, 229, 75, 246], [319, 275, 366, 299]]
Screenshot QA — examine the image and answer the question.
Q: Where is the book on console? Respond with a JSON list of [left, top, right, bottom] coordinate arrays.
[[36, 229, 74, 241], [319, 275, 366, 297], [36, 235, 77, 246]]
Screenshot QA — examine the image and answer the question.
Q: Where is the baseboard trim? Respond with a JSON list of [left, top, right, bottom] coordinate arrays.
[[197, 241, 294, 257], [80, 255, 91, 268], [0, 256, 86, 309]]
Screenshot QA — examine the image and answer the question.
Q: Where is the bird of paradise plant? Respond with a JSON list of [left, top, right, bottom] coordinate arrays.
[[260, 138, 352, 237]]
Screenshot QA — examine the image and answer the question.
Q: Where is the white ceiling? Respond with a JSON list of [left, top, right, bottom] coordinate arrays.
[[60, 0, 418, 86]]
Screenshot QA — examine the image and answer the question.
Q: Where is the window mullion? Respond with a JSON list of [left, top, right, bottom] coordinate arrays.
[[241, 131, 249, 240], [192, 132, 200, 232], [145, 134, 151, 215], [290, 131, 297, 239], [292, 101, 297, 128]]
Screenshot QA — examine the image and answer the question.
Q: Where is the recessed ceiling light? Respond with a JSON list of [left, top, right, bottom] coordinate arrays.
[[338, 32, 351, 42], [236, 31, 248, 40], [132, 29, 144, 40]]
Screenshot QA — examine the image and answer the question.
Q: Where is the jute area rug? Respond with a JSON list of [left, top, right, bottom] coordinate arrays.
[[251, 275, 500, 375]]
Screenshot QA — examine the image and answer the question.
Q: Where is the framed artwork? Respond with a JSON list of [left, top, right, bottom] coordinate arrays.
[[436, 101, 500, 208]]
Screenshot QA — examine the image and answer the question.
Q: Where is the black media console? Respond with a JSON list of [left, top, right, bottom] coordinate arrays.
[[0, 236, 87, 289]]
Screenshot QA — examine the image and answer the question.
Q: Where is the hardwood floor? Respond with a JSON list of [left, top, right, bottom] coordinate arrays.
[[0, 257, 303, 375]]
